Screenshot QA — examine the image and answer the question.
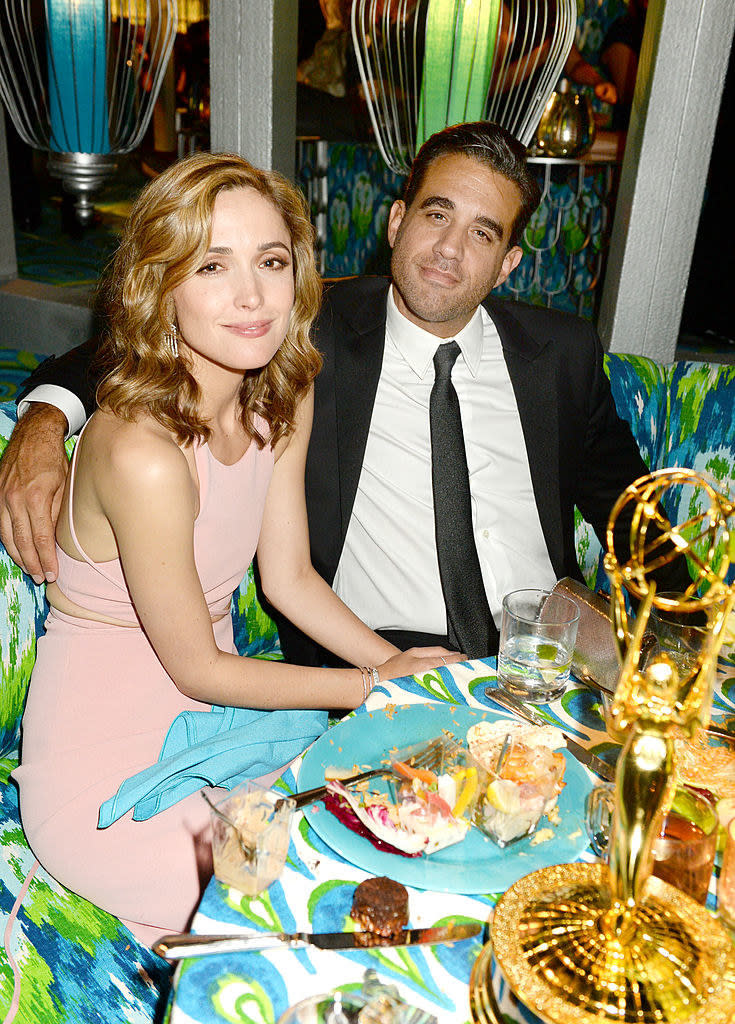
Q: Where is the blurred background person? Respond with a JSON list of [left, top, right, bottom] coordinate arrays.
[[600, 0, 648, 130]]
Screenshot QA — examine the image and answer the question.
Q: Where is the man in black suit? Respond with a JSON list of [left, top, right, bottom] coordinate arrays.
[[0, 122, 677, 662]]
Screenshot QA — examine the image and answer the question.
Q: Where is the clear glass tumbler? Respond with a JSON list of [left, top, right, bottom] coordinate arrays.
[[647, 593, 710, 681], [210, 780, 294, 896], [497, 588, 580, 703], [717, 818, 735, 931], [585, 782, 718, 905]]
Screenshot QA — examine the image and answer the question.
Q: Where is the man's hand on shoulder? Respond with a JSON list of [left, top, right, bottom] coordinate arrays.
[[0, 403, 69, 583]]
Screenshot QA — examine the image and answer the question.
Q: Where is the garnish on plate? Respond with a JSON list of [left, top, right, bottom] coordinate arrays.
[[674, 727, 735, 803], [323, 740, 477, 856]]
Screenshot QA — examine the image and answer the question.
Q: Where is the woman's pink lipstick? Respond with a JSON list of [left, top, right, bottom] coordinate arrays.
[[223, 320, 273, 337]]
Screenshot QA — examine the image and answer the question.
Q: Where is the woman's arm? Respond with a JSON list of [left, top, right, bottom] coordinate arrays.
[[96, 416, 456, 712], [256, 388, 405, 667]]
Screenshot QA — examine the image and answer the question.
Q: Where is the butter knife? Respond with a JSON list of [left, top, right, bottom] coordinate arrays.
[[153, 921, 481, 960], [485, 688, 616, 783]]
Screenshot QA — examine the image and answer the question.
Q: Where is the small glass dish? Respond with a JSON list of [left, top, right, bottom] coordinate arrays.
[[436, 738, 490, 825], [466, 735, 566, 848], [277, 973, 439, 1024], [277, 991, 368, 1024], [209, 780, 294, 896]]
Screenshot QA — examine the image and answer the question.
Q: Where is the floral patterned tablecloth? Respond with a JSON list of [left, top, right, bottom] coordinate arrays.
[[170, 652, 735, 1024]]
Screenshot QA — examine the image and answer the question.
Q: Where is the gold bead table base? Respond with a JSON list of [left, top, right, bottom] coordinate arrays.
[[470, 863, 735, 1024]]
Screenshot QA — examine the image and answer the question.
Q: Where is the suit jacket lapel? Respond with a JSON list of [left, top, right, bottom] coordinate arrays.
[[333, 279, 391, 540], [485, 297, 566, 576]]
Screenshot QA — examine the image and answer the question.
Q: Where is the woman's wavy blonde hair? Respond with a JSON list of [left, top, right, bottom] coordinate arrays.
[[95, 152, 322, 448]]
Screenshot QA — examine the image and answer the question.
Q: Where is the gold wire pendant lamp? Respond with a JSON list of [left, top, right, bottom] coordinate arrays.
[[470, 468, 735, 1024], [350, 0, 577, 173]]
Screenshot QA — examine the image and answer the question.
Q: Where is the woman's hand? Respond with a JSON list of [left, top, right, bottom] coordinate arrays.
[[376, 646, 465, 683]]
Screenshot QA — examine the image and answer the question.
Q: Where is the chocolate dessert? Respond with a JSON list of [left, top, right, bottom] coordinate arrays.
[[351, 876, 409, 938]]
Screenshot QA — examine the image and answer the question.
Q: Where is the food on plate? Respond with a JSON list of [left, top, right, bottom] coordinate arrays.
[[467, 720, 567, 846], [324, 783, 420, 858], [323, 748, 475, 856], [717, 797, 735, 831], [321, 722, 571, 852], [530, 827, 555, 846], [350, 876, 409, 938], [674, 729, 735, 803], [325, 765, 365, 781]]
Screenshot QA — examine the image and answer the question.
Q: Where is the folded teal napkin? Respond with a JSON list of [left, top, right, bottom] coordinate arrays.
[[98, 705, 327, 826]]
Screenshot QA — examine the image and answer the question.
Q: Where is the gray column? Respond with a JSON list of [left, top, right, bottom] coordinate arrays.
[[209, 0, 298, 180], [598, 0, 735, 361], [0, 109, 18, 282]]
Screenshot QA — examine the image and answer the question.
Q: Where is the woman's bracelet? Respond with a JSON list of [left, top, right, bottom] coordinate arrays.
[[359, 666, 380, 703]]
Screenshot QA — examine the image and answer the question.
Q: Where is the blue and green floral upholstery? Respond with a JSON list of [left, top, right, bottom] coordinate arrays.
[[0, 406, 173, 1023], [575, 356, 735, 592], [1, 349, 734, 1021], [0, 352, 42, 406], [0, 398, 281, 1023]]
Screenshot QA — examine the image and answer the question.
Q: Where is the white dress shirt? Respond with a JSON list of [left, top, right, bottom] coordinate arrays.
[[332, 287, 556, 633], [19, 385, 86, 439]]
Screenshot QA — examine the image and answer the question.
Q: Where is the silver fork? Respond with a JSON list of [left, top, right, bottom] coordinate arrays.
[[285, 735, 452, 812]]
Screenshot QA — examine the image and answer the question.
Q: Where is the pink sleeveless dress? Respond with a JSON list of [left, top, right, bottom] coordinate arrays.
[[14, 422, 274, 943]]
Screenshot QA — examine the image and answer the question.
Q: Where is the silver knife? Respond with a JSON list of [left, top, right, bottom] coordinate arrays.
[[153, 921, 481, 960], [485, 689, 616, 782]]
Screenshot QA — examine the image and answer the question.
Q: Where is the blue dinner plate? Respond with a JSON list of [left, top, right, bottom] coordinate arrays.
[[300, 702, 592, 894]]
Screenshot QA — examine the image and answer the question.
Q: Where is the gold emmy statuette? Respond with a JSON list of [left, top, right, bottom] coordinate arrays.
[[470, 469, 735, 1024]]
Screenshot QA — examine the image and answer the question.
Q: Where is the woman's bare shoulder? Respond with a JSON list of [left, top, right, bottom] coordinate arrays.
[[86, 410, 191, 490]]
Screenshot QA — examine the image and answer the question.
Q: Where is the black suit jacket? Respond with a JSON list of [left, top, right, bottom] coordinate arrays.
[[276, 277, 663, 663], [19, 277, 671, 665]]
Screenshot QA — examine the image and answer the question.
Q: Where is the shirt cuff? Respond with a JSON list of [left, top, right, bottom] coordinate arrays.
[[18, 385, 87, 440]]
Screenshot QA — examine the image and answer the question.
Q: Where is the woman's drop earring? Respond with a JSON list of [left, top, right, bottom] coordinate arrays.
[[164, 324, 178, 357]]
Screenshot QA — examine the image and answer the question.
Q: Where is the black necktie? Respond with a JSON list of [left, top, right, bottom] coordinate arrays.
[[430, 341, 499, 658]]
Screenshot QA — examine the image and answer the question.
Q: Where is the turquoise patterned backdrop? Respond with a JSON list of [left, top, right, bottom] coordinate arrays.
[[297, 143, 618, 319], [297, 140, 404, 279], [575, 0, 630, 63], [496, 160, 616, 317], [0, 352, 41, 404], [295, 0, 634, 318]]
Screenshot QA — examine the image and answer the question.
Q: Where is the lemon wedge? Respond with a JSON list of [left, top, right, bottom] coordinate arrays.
[[485, 779, 521, 814]]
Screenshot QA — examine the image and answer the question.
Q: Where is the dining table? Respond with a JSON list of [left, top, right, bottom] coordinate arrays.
[[167, 647, 735, 1024]]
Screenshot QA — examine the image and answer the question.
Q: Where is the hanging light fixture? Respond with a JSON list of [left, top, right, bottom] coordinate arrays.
[[351, 0, 576, 174], [0, 0, 178, 225]]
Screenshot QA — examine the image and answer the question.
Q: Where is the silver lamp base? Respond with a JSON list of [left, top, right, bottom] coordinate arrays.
[[47, 152, 118, 226]]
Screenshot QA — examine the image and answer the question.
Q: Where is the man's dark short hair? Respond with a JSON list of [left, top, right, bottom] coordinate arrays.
[[402, 121, 541, 249]]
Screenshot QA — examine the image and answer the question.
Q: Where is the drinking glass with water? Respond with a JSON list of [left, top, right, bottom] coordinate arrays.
[[497, 588, 580, 703]]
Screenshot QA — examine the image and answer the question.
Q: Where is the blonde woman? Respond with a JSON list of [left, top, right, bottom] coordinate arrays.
[[14, 154, 458, 943]]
